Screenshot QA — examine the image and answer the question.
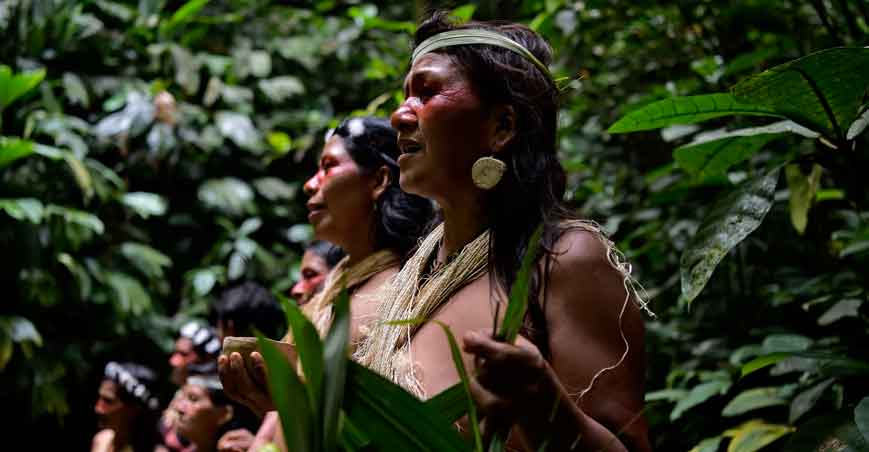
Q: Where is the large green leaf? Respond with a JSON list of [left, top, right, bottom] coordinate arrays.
[[733, 47, 869, 141], [689, 436, 724, 452], [0, 137, 35, 168], [344, 361, 469, 451], [121, 192, 168, 219], [425, 383, 467, 423], [197, 178, 255, 217], [322, 288, 351, 452], [44, 205, 105, 234], [433, 321, 483, 452], [159, 0, 210, 38], [724, 420, 794, 452], [722, 387, 788, 417], [0, 65, 46, 109], [281, 295, 324, 421], [675, 134, 779, 181], [679, 168, 779, 305], [258, 333, 313, 452], [608, 93, 781, 134]]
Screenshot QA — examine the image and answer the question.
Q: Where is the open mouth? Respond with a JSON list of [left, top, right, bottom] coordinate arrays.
[[398, 139, 423, 154], [306, 202, 326, 213]]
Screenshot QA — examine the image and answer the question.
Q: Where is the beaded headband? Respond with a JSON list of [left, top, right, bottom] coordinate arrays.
[[104, 362, 160, 410], [411, 29, 550, 77]]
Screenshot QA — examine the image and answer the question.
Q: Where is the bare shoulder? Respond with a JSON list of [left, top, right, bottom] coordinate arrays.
[[351, 265, 399, 301]]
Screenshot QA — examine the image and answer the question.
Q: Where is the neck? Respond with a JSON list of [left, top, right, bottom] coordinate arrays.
[[336, 221, 379, 267], [111, 426, 130, 450], [438, 192, 489, 261]]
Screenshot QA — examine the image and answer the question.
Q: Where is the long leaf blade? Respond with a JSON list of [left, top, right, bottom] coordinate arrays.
[[608, 93, 782, 134], [433, 321, 483, 452], [426, 383, 467, 423], [322, 287, 351, 452], [498, 224, 544, 343], [277, 294, 324, 422], [257, 332, 312, 452]]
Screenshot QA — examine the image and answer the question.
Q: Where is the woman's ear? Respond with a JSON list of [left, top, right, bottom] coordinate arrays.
[[491, 104, 517, 154], [371, 165, 391, 202], [217, 404, 233, 426]]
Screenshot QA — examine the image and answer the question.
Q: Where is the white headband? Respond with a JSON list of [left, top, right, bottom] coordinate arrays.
[[411, 29, 550, 77]]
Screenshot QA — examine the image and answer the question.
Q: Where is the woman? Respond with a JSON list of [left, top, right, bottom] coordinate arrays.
[[290, 240, 344, 305], [218, 116, 434, 417], [91, 362, 160, 452], [355, 13, 653, 451], [175, 372, 257, 452]]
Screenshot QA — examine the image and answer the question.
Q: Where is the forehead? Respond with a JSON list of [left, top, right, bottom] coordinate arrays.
[[321, 135, 350, 161], [175, 337, 193, 351], [99, 379, 119, 397], [404, 52, 465, 89], [301, 251, 328, 271], [183, 383, 209, 399]]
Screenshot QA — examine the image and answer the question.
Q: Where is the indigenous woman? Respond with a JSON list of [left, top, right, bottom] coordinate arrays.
[[91, 362, 161, 452], [174, 372, 257, 452], [289, 240, 345, 305], [355, 13, 653, 451], [218, 116, 434, 417]]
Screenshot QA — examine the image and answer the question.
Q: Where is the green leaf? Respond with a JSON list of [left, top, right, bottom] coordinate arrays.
[[786, 164, 823, 235], [62, 72, 89, 107], [198, 178, 254, 217], [258, 333, 312, 452], [680, 168, 779, 305], [432, 321, 483, 452], [789, 378, 835, 423], [215, 111, 264, 153], [761, 334, 813, 354], [254, 177, 296, 201], [344, 361, 470, 452], [45, 205, 104, 234], [62, 152, 93, 200], [856, 397, 869, 444], [741, 353, 792, 378], [817, 299, 863, 326], [105, 272, 152, 315], [121, 192, 168, 218], [722, 387, 788, 417], [498, 224, 543, 342], [608, 93, 782, 134], [733, 47, 869, 140], [160, 0, 210, 38], [671, 380, 731, 421], [0, 65, 46, 109], [675, 134, 779, 181], [0, 198, 44, 223], [724, 420, 794, 452], [120, 242, 172, 280], [451, 4, 476, 22], [280, 294, 324, 413], [0, 137, 35, 168], [425, 383, 467, 423], [5, 316, 43, 346], [258, 76, 305, 103], [322, 287, 351, 452], [847, 107, 869, 140], [689, 436, 724, 452]]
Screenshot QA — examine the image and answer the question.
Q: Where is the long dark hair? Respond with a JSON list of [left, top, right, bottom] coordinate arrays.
[[103, 362, 161, 452], [332, 116, 435, 259], [414, 13, 572, 356]]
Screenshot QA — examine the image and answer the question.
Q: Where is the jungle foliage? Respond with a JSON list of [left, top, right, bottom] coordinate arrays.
[[1, 0, 868, 451]]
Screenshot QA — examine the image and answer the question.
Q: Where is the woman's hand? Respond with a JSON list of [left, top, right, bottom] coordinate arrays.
[[217, 428, 254, 452], [217, 351, 274, 418], [461, 330, 550, 434]]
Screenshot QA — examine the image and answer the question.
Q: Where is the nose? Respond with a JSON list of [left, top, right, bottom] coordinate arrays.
[[290, 280, 305, 300], [95, 399, 107, 415], [391, 98, 418, 135], [303, 173, 320, 197], [169, 352, 183, 367]]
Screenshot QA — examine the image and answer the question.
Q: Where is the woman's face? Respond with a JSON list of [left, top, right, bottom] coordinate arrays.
[[94, 380, 136, 431], [175, 383, 228, 445], [391, 52, 495, 202], [290, 250, 330, 304], [303, 136, 377, 248]]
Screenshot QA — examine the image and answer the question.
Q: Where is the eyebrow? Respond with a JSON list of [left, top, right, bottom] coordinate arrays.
[[403, 67, 440, 95]]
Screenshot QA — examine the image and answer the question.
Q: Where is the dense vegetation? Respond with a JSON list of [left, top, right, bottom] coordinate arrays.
[[1, 0, 867, 450]]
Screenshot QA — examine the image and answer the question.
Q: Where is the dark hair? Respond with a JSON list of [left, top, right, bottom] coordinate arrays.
[[332, 116, 435, 258], [212, 282, 286, 339], [306, 240, 345, 268], [414, 13, 572, 356]]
